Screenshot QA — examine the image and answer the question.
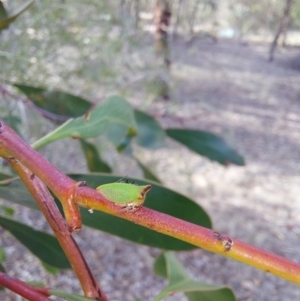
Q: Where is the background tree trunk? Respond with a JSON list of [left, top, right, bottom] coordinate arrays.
[[269, 0, 293, 62], [153, 0, 171, 100]]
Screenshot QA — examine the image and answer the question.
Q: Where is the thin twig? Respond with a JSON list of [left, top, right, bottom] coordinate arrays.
[[1, 120, 300, 286], [8, 159, 108, 301], [0, 272, 51, 301]]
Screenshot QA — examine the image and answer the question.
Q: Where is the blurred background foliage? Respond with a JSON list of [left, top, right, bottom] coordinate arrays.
[[1, 0, 300, 96], [1, 0, 298, 177]]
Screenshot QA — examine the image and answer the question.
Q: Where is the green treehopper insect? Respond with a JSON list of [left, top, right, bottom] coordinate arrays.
[[96, 180, 152, 212]]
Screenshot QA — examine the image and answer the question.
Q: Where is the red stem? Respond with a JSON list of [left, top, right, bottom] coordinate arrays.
[[0, 272, 51, 301], [0, 120, 75, 201], [0, 120, 81, 230], [0, 120, 300, 285], [8, 159, 108, 301], [75, 186, 300, 285]]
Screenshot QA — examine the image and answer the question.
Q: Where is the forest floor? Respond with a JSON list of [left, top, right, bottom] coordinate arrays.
[[1, 37, 300, 301]]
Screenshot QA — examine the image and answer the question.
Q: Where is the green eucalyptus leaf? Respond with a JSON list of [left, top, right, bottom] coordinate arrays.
[[134, 110, 166, 149], [32, 96, 137, 149], [0, 247, 6, 263], [153, 252, 236, 301], [0, 173, 14, 183], [166, 129, 245, 166], [104, 124, 135, 154], [0, 178, 38, 210], [0, 2, 8, 21], [0, 0, 34, 30], [41, 262, 60, 275], [134, 157, 161, 183], [13, 84, 92, 119], [0, 216, 71, 269], [80, 139, 111, 173], [116, 130, 134, 153], [0, 263, 4, 290], [26, 281, 45, 288], [50, 290, 96, 301], [0, 263, 5, 273]]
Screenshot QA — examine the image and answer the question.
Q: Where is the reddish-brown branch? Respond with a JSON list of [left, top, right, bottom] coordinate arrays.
[[0, 272, 51, 301], [0, 120, 300, 286], [8, 158, 108, 301], [76, 187, 300, 285], [0, 120, 75, 203]]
